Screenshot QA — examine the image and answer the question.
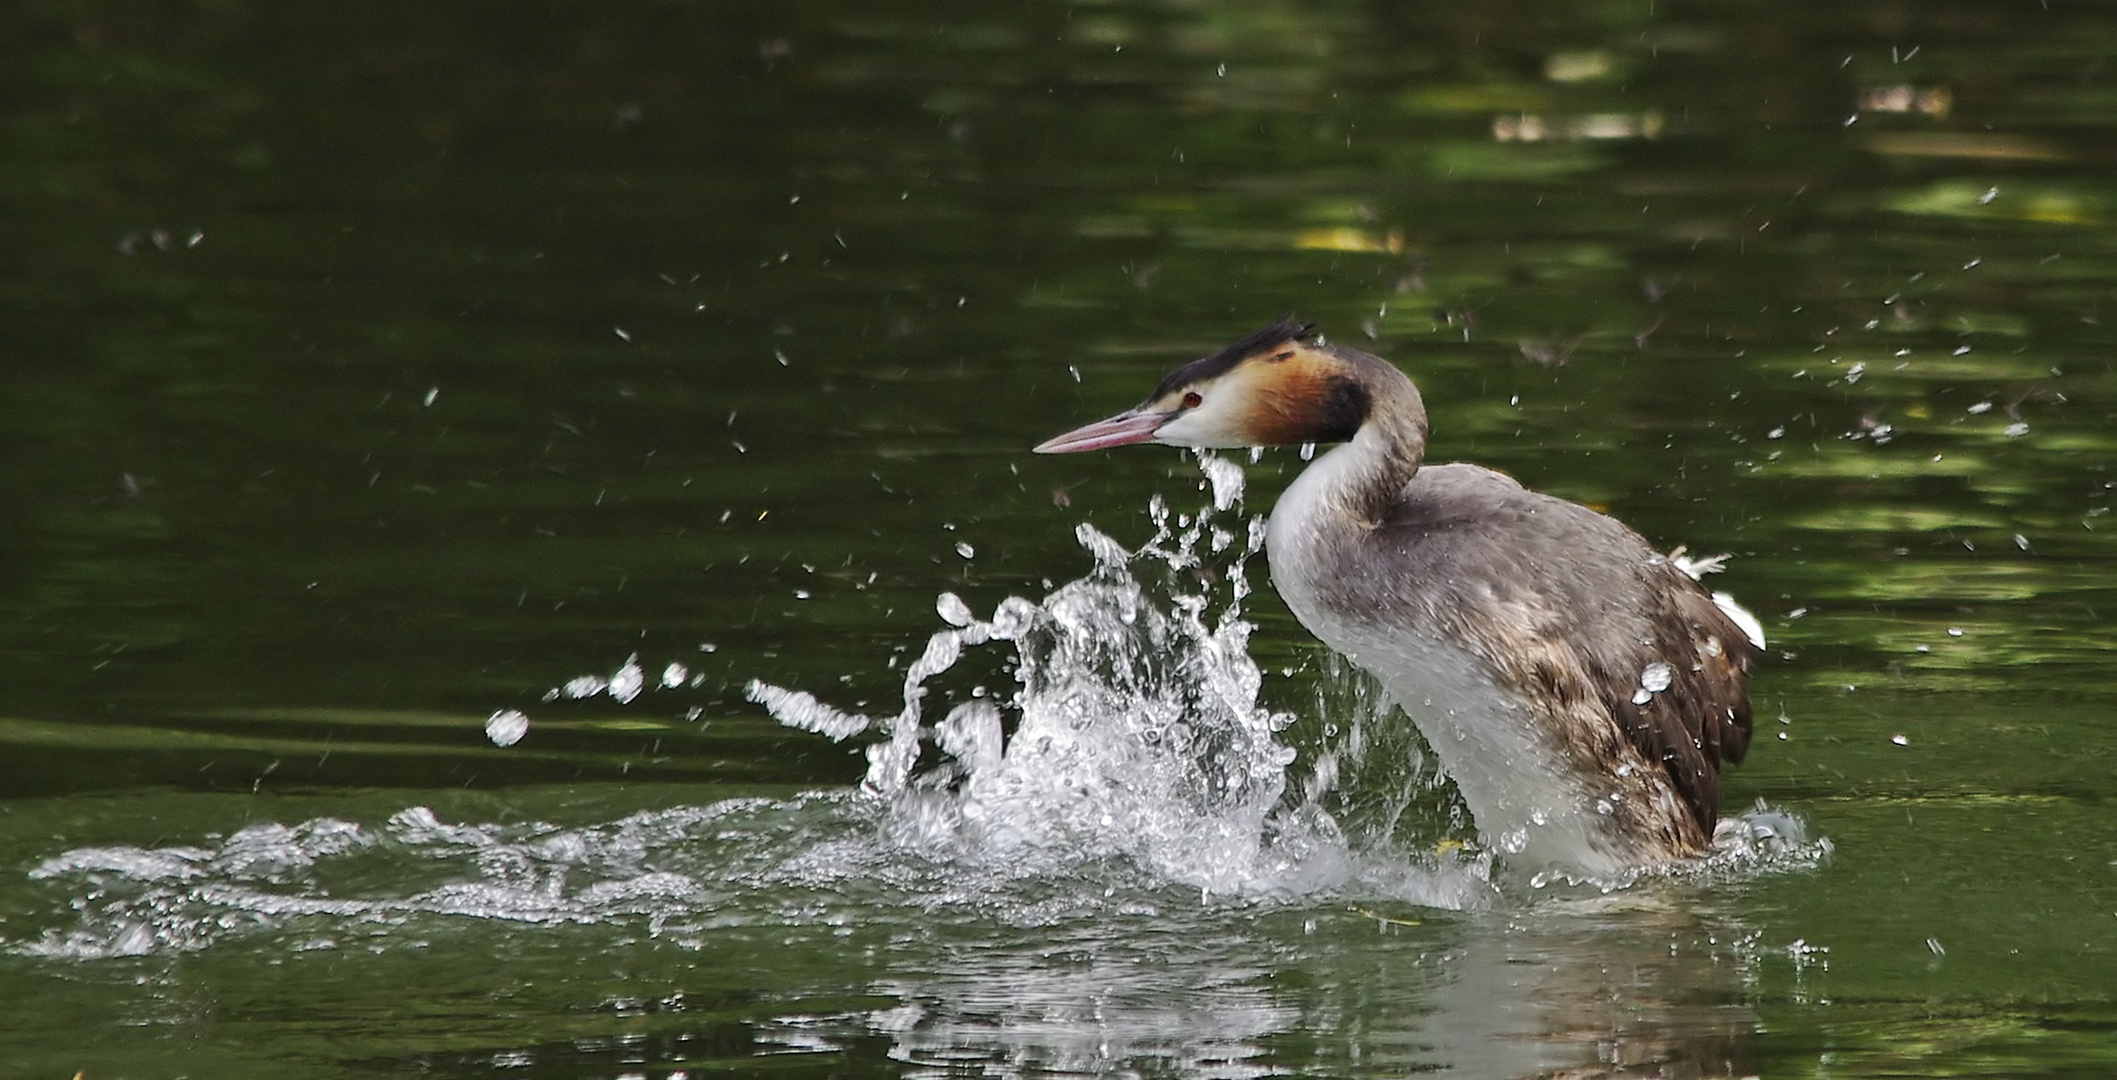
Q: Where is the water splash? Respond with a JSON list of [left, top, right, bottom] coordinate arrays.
[[12, 453, 1820, 962], [10, 801, 841, 959], [745, 449, 1819, 901], [748, 451, 1489, 905]]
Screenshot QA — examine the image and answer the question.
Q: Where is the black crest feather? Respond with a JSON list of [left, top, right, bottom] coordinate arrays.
[[1151, 316, 1315, 398]]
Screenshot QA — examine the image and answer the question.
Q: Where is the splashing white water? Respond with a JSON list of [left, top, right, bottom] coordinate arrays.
[[12, 454, 1821, 962], [748, 451, 1491, 905], [745, 449, 1820, 901], [10, 802, 838, 959]]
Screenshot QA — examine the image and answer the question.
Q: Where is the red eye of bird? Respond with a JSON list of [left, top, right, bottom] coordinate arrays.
[[1182, 391, 1203, 409]]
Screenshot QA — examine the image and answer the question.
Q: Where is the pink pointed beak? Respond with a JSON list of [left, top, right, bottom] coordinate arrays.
[[1033, 409, 1167, 454]]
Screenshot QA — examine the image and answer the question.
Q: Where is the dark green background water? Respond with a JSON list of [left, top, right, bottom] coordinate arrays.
[[4, 1, 2115, 1077]]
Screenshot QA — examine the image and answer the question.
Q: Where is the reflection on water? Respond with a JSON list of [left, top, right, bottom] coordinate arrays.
[[854, 905, 1776, 1080], [13, 793, 1790, 1078], [12, 801, 1790, 1078]]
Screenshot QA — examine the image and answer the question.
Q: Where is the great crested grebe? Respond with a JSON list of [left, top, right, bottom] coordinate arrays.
[[1035, 319, 1762, 878]]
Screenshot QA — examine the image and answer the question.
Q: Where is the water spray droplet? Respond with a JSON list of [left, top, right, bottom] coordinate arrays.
[[484, 709, 529, 747], [610, 656, 646, 704], [1639, 661, 1673, 694], [936, 593, 974, 626]]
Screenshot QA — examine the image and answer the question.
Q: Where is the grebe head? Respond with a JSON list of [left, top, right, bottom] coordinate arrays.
[[1034, 318, 1375, 454]]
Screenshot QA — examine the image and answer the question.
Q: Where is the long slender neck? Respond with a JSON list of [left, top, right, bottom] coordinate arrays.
[[1314, 349, 1429, 526]]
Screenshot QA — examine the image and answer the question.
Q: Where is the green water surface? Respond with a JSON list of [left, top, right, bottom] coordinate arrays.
[[3, 1, 2116, 1077]]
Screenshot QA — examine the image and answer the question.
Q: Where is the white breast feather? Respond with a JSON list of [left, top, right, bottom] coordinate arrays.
[[1266, 442, 1635, 880]]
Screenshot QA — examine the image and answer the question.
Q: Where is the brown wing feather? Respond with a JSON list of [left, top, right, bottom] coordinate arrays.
[[1359, 463, 1756, 848], [1598, 564, 1756, 837]]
